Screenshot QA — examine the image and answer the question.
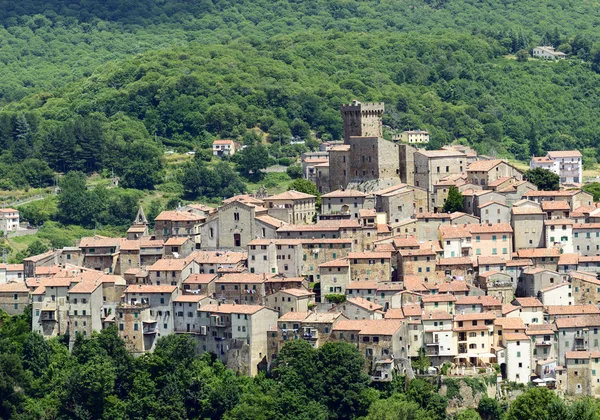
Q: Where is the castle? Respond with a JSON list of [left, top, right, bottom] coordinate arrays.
[[316, 100, 405, 193]]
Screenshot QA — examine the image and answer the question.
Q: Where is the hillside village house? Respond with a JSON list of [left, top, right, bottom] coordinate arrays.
[[212, 139, 237, 157], [0, 208, 19, 231], [532, 46, 567, 60], [530, 150, 582, 184], [263, 190, 317, 224], [397, 130, 429, 144]]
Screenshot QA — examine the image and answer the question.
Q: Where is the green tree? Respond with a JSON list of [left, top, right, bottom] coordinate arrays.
[[443, 186, 464, 213], [583, 183, 600, 201], [57, 171, 91, 226], [367, 394, 432, 420], [235, 144, 270, 178], [506, 387, 565, 420], [523, 167, 559, 191], [516, 49, 529, 62], [286, 164, 303, 179], [21, 332, 52, 376], [288, 178, 320, 210], [478, 396, 503, 420]]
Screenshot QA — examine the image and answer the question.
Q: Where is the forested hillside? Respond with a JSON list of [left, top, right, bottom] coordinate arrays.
[[1, 0, 600, 191]]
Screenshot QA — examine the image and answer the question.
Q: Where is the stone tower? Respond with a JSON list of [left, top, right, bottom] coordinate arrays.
[[340, 100, 384, 144]]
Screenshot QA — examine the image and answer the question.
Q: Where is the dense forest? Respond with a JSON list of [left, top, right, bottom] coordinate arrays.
[[1, 0, 600, 193], [1, 308, 599, 420]]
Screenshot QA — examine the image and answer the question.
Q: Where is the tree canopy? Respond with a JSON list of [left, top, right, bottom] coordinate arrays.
[[523, 168, 560, 191]]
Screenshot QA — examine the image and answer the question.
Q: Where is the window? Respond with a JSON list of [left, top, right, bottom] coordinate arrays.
[[476, 236, 480, 242]]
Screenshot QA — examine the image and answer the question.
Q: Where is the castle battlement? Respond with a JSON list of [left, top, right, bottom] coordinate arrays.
[[340, 100, 385, 113]]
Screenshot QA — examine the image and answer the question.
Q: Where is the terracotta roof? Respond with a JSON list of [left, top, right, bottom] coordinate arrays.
[[190, 251, 246, 266], [213, 139, 235, 145], [417, 150, 465, 158], [334, 319, 402, 335], [374, 243, 396, 253], [523, 267, 557, 275], [494, 317, 525, 329], [199, 304, 265, 315], [391, 236, 420, 248], [256, 214, 288, 228], [502, 304, 519, 315], [506, 259, 533, 267], [512, 206, 544, 215], [0, 208, 18, 213], [7, 264, 24, 271], [565, 351, 600, 360], [478, 201, 508, 209], [266, 190, 316, 200], [540, 282, 570, 293], [555, 315, 600, 329], [579, 256, 600, 263], [524, 190, 582, 197], [216, 273, 268, 284], [165, 237, 190, 246], [436, 281, 470, 293], [541, 201, 570, 211], [119, 240, 140, 251], [321, 189, 367, 198], [532, 156, 553, 163], [467, 159, 505, 172], [278, 311, 311, 322], [173, 294, 209, 303], [513, 297, 543, 307], [422, 294, 457, 303], [573, 223, 600, 230], [124, 285, 177, 294], [0, 282, 29, 293], [478, 270, 507, 278], [504, 333, 529, 341], [376, 283, 404, 292], [545, 305, 600, 316], [319, 258, 350, 268], [183, 274, 218, 284], [154, 210, 204, 222], [439, 224, 472, 239], [517, 248, 560, 259], [248, 239, 302, 246], [148, 258, 192, 271], [403, 276, 428, 292], [437, 257, 473, 266], [456, 295, 501, 306], [544, 219, 574, 225], [277, 219, 360, 232], [547, 150, 582, 158], [470, 223, 513, 234], [402, 304, 423, 317], [140, 238, 165, 248], [346, 297, 383, 311], [477, 256, 508, 265], [359, 208, 377, 218], [79, 236, 121, 248], [22, 250, 55, 263], [526, 324, 556, 335], [454, 312, 496, 321], [423, 310, 453, 321], [279, 288, 314, 298], [346, 281, 379, 290], [384, 308, 405, 319], [399, 248, 437, 257], [69, 280, 102, 294], [488, 177, 514, 187], [127, 225, 147, 232]]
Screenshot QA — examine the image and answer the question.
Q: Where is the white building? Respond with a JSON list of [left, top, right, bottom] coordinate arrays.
[[530, 151, 583, 184], [397, 130, 429, 144], [544, 219, 574, 254], [212, 140, 237, 157], [532, 46, 566, 60], [503, 333, 532, 384], [0, 208, 19, 231], [539, 282, 573, 306]]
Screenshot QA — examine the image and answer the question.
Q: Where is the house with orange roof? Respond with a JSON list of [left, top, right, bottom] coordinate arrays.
[[31, 277, 80, 338], [555, 315, 600, 368], [212, 139, 237, 157], [68, 279, 104, 337], [372, 183, 428, 224], [0, 282, 29, 315], [413, 149, 466, 210], [319, 258, 351, 300], [569, 271, 600, 306], [439, 224, 473, 259], [164, 237, 195, 258], [79, 236, 122, 273], [196, 303, 278, 376], [22, 250, 57, 279], [511, 204, 545, 251], [530, 150, 582, 185], [264, 288, 315, 316], [466, 159, 523, 188], [333, 296, 384, 320], [436, 257, 476, 283], [454, 311, 496, 366], [117, 284, 179, 354], [172, 294, 217, 334], [214, 273, 271, 305], [263, 190, 317, 225], [523, 189, 593, 212], [0, 208, 19, 231], [478, 201, 510, 225], [154, 210, 205, 241], [320, 189, 368, 219], [561, 351, 600, 396], [398, 247, 441, 283], [419, 310, 455, 364], [422, 294, 456, 314], [147, 257, 196, 287], [545, 219, 574, 254], [348, 251, 392, 282], [455, 295, 502, 316], [503, 298, 544, 326], [500, 332, 532, 384], [573, 223, 600, 256], [470, 223, 513, 260], [476, 271, 514, 304], [516, 247, 560, 270]]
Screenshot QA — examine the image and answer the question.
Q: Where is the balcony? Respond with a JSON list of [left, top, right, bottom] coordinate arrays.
[[143, 327, 158, 334], [535, 340, 552, 346], [303, 329, 318, 341]]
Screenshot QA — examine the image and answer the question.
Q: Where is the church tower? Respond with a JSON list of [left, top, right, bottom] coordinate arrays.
[[340, 100, 384, 144]]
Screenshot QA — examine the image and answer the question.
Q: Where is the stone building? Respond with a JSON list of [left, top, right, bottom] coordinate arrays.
[[264, 288, 314, 316], [573, 223, 600, 256], [154, 210, 205, 241], [68, 280, 104, 338], [263, 190, 317, 224], [413, 150, 466, 209], [319, 258, 351, 300], [79, 236, 121, 273], [348, 251, 392, 282], [465, 159, 522, 188], [321, 189, 368, 219], [147, 257, 196, 287], [117, 285, 179, 354], [511, 206, 545, 250], [0, 282, 29, 315]]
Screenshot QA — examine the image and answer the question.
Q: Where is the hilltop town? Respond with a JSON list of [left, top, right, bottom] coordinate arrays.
[[0, 100, 597, 399]]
